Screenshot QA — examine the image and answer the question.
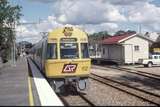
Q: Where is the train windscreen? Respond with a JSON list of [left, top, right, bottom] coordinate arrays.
[[47, 43, 57, 59], [81, 43, 89, 58], [60, 43, 79, 59]]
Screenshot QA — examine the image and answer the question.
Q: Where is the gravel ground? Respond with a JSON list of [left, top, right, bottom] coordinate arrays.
[[59, 78, 155, 106], [87, 79, 156, 106], [92, 65, 160, 96]]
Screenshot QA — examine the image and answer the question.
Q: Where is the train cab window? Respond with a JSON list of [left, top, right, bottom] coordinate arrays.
[[60, 43, 79, 59], [47, 43, 57, 59], [81, 43, 89, 58]]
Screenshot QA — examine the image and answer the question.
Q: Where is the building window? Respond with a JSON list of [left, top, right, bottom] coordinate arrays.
[[134, 45, 139, 51]]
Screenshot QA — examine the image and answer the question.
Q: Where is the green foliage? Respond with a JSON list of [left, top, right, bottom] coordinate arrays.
[[114, 30, 126, 35], [88, 31, 111, 45], [89, 31, 111, 39], [126, 30, 136, 34], [114, 30, 136, 35], [0, 0, 22, 63]]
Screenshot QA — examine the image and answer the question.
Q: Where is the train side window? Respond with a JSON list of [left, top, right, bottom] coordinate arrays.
[[47, 43, 57, 59], [81, 43, 89, 58]]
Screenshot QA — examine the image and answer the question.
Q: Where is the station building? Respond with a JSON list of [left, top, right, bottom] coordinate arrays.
[[100, 33, 154, 64]]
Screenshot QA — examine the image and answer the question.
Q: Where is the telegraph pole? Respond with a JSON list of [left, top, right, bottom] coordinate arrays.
[[139, 24, 142, 34]]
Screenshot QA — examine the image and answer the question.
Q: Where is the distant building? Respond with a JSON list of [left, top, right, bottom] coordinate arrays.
[[144, 32, 160, 42], [17, 41, 33, 55], [88, 36, 101, 58], [156, 33, 160, 42], [101, 33, 154, 64]]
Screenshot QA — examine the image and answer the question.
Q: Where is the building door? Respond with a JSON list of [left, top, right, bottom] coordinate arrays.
[[123, 44, 133, 64]]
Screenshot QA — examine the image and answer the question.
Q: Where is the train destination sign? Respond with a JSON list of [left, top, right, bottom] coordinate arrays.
[[60, 38, 77, 42]]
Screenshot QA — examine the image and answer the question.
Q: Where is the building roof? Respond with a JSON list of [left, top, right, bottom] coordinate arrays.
[[101, 33, 135, 44]]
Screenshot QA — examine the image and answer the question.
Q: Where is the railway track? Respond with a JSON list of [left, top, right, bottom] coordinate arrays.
[[57, 87, 96, 106], [90, 73, 160, 106], [116, 66, 160, 78], [92, 65, 160, 81]]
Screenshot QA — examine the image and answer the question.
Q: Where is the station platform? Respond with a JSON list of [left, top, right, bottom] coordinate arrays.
[[0, 57, 30, 106], [0, 57, 63, 106]]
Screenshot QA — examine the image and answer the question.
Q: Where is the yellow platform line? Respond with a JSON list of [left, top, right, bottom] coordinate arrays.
[[28, 76, 34, 106]]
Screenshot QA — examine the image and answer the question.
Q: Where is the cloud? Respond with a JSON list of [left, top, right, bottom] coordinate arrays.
[[28, 0, 58, 3], [128, 3, 160, 24], [108, 0, 153, 5], [52, 0, 126, 25], [80, 23, 119, 34], [16, 25, 40, 43], [15, 16, 120, 43], [15, 17, 64, 43], [16, 0, 160, 43], [127, 2, 160, 31]]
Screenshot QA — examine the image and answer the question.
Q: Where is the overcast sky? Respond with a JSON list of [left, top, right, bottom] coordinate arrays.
[[10, 0, 160, 43]]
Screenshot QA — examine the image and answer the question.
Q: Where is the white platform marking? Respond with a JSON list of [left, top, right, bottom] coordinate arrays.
[[28, 59, 64, 106]]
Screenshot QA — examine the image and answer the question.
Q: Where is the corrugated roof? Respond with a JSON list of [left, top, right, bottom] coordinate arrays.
[[101, 33, 135, 44]]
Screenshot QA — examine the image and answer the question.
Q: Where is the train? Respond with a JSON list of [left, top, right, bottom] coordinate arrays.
[[30, 27, 91, 93]]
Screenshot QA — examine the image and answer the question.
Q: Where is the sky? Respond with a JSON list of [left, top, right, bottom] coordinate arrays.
[[9, 0, 160, 43]]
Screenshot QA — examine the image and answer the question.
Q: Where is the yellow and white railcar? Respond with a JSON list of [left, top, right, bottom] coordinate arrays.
[[31, 27, 91, 93]]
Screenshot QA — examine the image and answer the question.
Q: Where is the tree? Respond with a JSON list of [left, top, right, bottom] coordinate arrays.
[[114, 30, 136, 36], [114, 30, 126, 36], [89, 31, 111, 40], [0, 0, 22, 63], [126, 30, 136, 34]]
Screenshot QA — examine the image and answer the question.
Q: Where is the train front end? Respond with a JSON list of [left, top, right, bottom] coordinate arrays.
[[45, 27, 91, 93]]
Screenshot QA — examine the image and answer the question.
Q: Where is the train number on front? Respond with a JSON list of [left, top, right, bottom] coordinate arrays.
[[62, 64, 77, 73]]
